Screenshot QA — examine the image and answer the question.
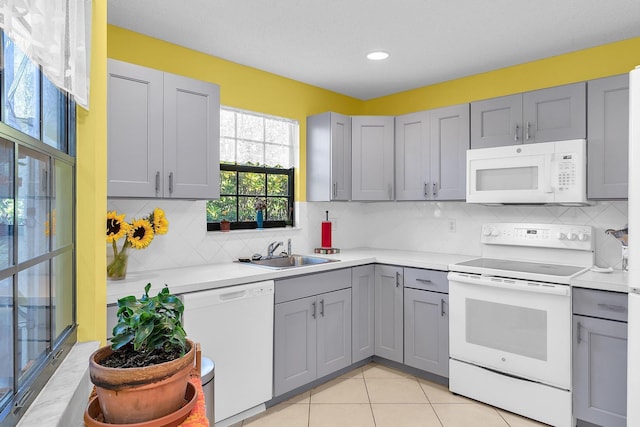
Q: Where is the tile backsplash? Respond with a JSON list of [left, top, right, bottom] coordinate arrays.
[[107, 199, 628, 273]]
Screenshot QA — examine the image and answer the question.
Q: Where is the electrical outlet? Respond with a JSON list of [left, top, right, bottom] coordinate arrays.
[[448, 218, 456, 233]]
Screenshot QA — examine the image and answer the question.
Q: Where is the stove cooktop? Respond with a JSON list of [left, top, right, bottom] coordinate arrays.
[[451, 257, 588, 284]]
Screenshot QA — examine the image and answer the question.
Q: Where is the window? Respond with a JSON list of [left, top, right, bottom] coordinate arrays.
[[207, 107, 297, 231], [0, 33, 76, 426]]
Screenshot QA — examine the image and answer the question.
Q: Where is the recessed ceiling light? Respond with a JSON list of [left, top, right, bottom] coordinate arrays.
[[367, 51, 389, 61]]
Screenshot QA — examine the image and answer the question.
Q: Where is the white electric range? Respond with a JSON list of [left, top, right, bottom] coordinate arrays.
[[448, 222, 594, 427]]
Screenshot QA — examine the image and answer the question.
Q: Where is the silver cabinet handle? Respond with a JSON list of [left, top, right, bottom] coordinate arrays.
[[155, 171, 160, 193], [432, 182, 438, 198], [597, 303, 626, 313], [395, 272, 401, 287], [169, 172, 174, 194], [441, 298, 446, 317], [333, 182, 337, 198], [424, 182, 428, 198], [312, 301, 316, 319], [514, 124, 519, 141], [415, 278, 433, 284], [525, 122, 530, 140], [577, 321, 582, 344], [320, 299, 325, 317]]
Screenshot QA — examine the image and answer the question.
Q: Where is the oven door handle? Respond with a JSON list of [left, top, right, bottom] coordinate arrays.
[[448, 272, 570, 296]]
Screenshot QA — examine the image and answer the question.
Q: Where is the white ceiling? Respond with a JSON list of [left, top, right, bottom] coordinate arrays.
[[107, 0, 640, 100]]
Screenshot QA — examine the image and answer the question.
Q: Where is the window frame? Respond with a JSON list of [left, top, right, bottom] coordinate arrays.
[[207, 164, 295, 231]]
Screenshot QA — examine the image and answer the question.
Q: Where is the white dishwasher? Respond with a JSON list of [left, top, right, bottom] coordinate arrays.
[[183, 280, 274, 425]]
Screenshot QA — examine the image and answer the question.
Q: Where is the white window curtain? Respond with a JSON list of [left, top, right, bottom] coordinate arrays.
[[0, 0, 92, 109]]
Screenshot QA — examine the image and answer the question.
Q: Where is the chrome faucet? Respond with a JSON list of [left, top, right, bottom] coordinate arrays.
[[287, 238, 292, 256], [267, 241, 283, 258]]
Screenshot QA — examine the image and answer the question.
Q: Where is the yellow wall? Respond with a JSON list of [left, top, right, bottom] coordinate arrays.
[[76, 1, 107, 343], [364, 37, 640, 115], [76, 20, 640, 343]]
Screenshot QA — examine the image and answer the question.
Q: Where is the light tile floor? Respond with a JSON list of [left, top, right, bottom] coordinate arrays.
[[237, 362, 549, 427]]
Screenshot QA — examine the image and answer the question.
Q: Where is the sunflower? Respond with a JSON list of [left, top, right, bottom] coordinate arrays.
[[107, 211, 130, 243], [150, 207, 169, 235], [127, 218, 155, 249]]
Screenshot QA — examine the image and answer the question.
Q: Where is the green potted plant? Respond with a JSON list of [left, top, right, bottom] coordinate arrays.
[[88, 283, 196, 424]]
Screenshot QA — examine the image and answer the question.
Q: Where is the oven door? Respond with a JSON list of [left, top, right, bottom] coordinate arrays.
[[448, 272, 571, 390]]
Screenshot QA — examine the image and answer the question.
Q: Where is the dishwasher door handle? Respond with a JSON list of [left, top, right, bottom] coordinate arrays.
[[219, 290, 247, 301]]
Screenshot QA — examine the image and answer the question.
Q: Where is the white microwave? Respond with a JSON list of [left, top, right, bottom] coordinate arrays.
[[466, 139, 588, 205]]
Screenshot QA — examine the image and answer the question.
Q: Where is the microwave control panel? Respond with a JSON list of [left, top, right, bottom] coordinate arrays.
[[556, 154, 578, 192]]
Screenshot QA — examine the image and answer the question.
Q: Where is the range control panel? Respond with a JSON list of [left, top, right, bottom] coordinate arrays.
[[481, 223, 593, 251]]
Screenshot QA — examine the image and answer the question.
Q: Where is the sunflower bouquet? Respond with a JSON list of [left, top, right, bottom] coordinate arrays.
[[106, 208, 169, 280]]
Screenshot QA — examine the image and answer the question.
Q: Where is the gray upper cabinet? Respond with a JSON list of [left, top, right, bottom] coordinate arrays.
[[107, 59, 220, 199], [395, 104, 469, 201], [471, 82, 586, 148], [429, 104, 469, 200], [352, 265, 375, 363], [587, 74, 629, 199], [352, 116, 395, 200], [307, 112, 352, 201], [374, 265, 403, 363]]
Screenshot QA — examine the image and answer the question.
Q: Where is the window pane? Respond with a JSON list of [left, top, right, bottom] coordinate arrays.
[[238, 197, 256, 221], [265, 119, 290, 144], [220, 170, 237, 195], [206, 197, 237, 222], [265, 143, 290, 168], [17, 262, 50, 383], [220, 137, 236, 164], [238, 114, 263, 141], [17, 147, 50, 261], [238, 172, 265, 195], [2, 36, 41, 139], [0, 140, 14, 269], [52, 160, 73, 249], [0, 277, 13, 408], [220, 109, 236, 137], [52, 251, 73, 340], [43, 78, 67, 151], [237, 140, 264, 166], [267, 174, 289, 196], [267, 197, 289, 221]]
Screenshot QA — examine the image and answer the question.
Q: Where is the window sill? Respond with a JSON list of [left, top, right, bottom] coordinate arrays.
[[211, 226, 302, 235]]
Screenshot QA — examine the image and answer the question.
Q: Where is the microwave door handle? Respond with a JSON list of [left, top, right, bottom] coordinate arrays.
[[543, 154, 554, 193]]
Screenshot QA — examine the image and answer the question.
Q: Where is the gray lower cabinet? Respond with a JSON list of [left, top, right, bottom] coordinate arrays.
[[471, 82, 586, 148], [573, 288, 628, 427], [374, 265, 403, 363], [587, 74, 629, 199], [273, 269, 352, 396], [352, 265, 375, 362], [403, 268, 449, 377]]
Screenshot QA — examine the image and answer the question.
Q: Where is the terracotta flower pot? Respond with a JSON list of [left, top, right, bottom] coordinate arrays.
[[89, 339, 195, 424]]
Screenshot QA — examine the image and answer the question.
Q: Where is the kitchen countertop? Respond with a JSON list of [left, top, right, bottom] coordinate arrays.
[[107, 248, 474, 304], [107, 248, 631, 304], [571, 268, 629, 293]]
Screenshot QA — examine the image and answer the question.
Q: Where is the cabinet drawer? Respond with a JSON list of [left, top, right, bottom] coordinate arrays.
[[275, 268, 351, 303], [573, 288, 628, 322], [404, 268, 448, 293]]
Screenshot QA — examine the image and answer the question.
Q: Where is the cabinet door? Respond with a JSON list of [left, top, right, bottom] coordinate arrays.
[[395, 111, 430, 200], [587, 74, 629, 199], [352, 116, 395, 200], [317, 288, 352, 378], [523, 82, 586, 143], [374, 265, 403, 363], [404, 289, 449, 377], [163, 72, 220, 199], [470, 94, 522, 148], [573, 315, 627, 427], [430, 104, 469, 200], [107, 59, 164, 197], [274, 296, 317, 396], [352, 265, 375, 362], [331, 113, 352, 201]]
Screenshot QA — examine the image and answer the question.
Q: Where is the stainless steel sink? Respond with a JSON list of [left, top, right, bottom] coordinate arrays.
[[242, 254, 338, 269]]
